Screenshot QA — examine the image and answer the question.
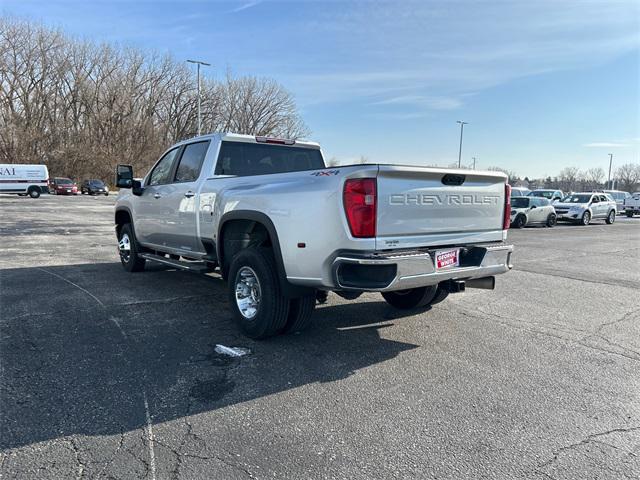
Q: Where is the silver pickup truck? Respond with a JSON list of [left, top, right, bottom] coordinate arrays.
[[115, 133, 513, 338]]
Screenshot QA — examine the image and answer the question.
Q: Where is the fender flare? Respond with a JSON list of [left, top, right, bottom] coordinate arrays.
[[115, 206, 133, 226], [217, 210, 313, 298]]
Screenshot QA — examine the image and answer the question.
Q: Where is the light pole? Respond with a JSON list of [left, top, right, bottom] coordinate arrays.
[[457, 120, 468, 168], [187, 59, 211, 136], [607, 153, 613, 189], [472, 157, 476, 170]]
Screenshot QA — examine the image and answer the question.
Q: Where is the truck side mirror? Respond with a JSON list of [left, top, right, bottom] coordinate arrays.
[[116, 164, 134, 188], [132, 179, 143, 196]]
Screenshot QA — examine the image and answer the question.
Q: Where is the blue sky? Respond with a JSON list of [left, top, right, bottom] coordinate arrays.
[[3, 0, 639, 178]]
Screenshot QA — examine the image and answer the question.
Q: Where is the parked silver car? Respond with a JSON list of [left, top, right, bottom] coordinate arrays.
[[510, 196, 557, 228], [553, 193, 617, 225]]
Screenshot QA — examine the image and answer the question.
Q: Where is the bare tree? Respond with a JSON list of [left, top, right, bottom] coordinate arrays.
[[558, 167, 580, 192], [615, 163, 640, 192], [581, 167, 605, 191], [0, 17, 310, 181]]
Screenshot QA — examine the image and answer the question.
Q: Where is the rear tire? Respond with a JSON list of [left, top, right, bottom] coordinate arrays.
[[513, 215, 526, 228], [281, 294, 316, 334], [430, 285, 450, 306], [605, 210, 615, 224], [227, 247, 289, 339], [382, 285, 438, 310], [118, 223, 146, 272], [581, 211, 591, 226], [546, 213, 557, 227], [626, 211, 634, 218]]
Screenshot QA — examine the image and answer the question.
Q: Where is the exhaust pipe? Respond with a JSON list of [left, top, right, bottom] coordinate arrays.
[[465, 276, 495, 290]]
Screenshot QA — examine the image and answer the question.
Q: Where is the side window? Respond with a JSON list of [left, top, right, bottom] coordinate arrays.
[[149, 148, 180, 186], [599, 195, 608, 202], [174, 141, 210, 183], [591, 195, 599, 203], [539, 198, 550, 206]]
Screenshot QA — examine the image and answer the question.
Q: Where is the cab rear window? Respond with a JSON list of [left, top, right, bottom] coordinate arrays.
[[215, 141, 324, 176]]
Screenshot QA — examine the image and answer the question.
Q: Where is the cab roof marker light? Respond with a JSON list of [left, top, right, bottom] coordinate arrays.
[[255, 136, 295, 145]]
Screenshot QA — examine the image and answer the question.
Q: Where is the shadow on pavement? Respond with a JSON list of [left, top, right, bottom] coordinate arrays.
[[0, 262, 419, 451]]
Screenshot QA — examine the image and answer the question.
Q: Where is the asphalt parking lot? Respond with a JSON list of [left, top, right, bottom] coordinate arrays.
[[1, 194, 639, 480]]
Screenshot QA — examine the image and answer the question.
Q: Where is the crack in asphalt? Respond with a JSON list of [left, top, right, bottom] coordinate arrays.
[[459, 308, 640, 362], [594, 308, 640, 335], [63, 437, 86, 480], [536, 426, 640, 477], [473, 303, 640, 360], [154, 421, 258, 480], [94, 431, 126, 479], [513, 266, 639, 289]]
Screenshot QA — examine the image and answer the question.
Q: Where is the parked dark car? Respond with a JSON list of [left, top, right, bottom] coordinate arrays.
[[81, 179, 109, 195], [49, 177, 78, 195]]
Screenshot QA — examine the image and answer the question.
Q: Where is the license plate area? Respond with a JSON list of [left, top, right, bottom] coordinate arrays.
[[435, 248, 460, 270]]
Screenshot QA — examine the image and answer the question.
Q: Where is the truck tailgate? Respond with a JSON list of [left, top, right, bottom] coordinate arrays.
[[375, 165, 507, 250]]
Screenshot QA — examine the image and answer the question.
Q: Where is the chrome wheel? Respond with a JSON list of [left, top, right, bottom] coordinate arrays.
[[235, 266, 261, 320], [119, 233, 131, 262]]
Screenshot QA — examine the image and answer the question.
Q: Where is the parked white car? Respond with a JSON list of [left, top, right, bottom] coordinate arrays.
[[510, 196, 557, 228], [553, 193, 617, 225], [0, 164, 49, 198]]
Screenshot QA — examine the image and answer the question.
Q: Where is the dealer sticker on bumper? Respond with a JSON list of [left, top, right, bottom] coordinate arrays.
[[435, 248, 460, 270]]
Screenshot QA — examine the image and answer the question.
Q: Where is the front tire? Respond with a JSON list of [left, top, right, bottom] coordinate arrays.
[[227, 247, 289, 339], [581, 211, 591, 226], [28, 188, 40, 199], [118, 223, 146, 272], [605, 210, 615, 224], [382, 285, 438, 310], [627, 211, 634, 218]]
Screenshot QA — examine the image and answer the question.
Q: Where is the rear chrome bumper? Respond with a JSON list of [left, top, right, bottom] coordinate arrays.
[[332, 244, 514, 292]]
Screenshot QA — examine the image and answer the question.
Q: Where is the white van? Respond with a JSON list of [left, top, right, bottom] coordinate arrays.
[[0, 164, 49, 198]]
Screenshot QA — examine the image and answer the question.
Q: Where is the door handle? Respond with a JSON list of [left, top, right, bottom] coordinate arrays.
[[153, 193, 162, 199], [184, 191, 195, 198]]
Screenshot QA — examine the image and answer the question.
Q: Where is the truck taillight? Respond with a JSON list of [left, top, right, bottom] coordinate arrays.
[[343, 178, 377, 238], [503, 184, 511, 230]]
